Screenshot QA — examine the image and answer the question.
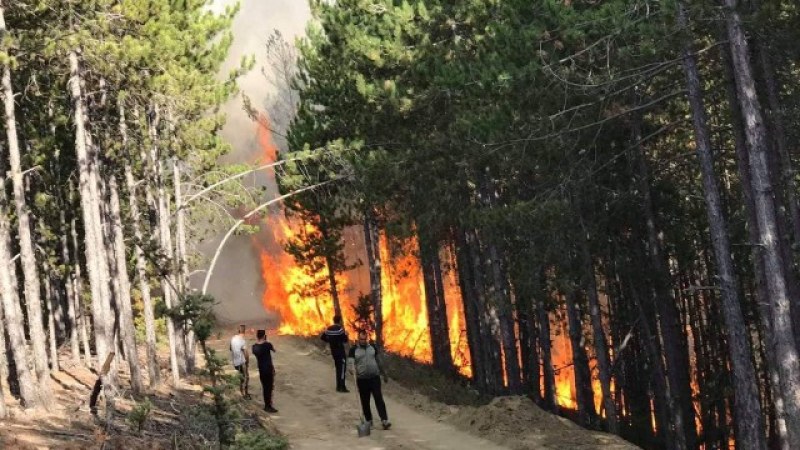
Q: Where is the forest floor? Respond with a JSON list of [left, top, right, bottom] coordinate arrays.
[[0, 342, 281, 449], [211, 324, 639, 450], [0, 326, 639, 449]]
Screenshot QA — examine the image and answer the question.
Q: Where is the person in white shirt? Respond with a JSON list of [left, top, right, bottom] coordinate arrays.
[[230, 324, 250, 399]]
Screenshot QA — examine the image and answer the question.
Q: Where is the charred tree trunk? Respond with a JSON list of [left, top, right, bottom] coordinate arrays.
[[420, 232, 454, 374], [565, 289, 598, 427], [466, 229, 504, 394], [580, 244, 618, 433], [363, 209, 383, 348], [720, 1, 799, 446], [537, 268, 558, 412], [454, 229, 487, 392]]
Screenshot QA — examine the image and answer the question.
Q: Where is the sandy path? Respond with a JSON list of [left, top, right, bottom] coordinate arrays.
[[213, 333, 507, 450]]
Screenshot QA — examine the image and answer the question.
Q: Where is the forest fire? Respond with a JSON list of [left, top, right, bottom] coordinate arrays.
[[252, 115, 472, 375], [253, 113, 594, 406]]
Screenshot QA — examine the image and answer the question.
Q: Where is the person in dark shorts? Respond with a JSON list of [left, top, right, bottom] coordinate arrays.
[[230, 324, 250, 399], [321, 315, 349, 392], [348, 330, 391, 430], [252, 329, 277, 413]]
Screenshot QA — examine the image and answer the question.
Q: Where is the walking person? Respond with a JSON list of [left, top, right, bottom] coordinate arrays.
[[321, 315, 349, 392], [252, 329, 278, 413], [348, 330, 391, 430], [230, 324, 250, 399]]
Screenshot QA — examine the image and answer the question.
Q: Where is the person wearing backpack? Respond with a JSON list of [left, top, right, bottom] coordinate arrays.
[[347, 330, 391, 430]]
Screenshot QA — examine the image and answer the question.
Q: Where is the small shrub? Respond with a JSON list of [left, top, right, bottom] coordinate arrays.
[[126, 398, 152, 432], [231, 431, 289, 450]]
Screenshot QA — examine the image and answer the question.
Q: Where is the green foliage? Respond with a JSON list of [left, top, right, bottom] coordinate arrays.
[[231, 431, 289, 450], [126, 398, 152, 433], [350, 294, 375, 334]]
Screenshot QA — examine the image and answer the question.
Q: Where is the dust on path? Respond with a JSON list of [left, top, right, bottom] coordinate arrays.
[[211, 332, 508, 450]]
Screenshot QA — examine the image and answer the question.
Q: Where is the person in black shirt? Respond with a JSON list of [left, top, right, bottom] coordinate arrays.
[[321, 315, 349, 392], [252, 329, 277, 413]]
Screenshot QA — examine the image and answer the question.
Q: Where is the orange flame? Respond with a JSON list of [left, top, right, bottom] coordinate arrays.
[[253, 116, 470, 375]]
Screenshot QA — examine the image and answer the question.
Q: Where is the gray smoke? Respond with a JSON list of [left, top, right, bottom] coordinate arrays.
[[190, 0, 311, 326]]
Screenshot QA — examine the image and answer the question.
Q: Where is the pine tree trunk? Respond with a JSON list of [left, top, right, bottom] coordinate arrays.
[[722, 44, 790, 450], [62, 211, 81, 366], [173, 158, 195, 374], [42, 270, 59, 374], [1, 11, 52, 399], [125, 161, 160, 387], [0, 287, 8, 418], [466, 229, 503, 394], [69, 50, 112, 378], [537, 278, 557, 411], [363, 210, 383, 348], [108, 171, 143, 394], [70, 216, 92, 367], [454, 229, 486, 392], [720, 1, 800, 447], [486, 240, 521, 393], [565, 289, 597, 427], [0, 174, 40, 408], [632, 116, 694, 449], [420, 231, 454, 373], [580, 240, 619, 433], [754, 41, 800, 350], [149, 107, 182, 384]]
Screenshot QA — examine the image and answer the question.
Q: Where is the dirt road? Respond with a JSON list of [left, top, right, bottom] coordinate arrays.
[[213, 332, 507, 450]]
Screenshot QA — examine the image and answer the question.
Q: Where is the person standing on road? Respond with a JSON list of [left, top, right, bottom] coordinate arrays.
[[321, 315, 349, 392], [230, 324, 250, 399], [252, 329, 278, 413], [348, 330, 391, 430]]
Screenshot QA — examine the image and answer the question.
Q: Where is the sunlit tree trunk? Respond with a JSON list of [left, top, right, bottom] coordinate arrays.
[[125, 160, 160, 387], [0, 173, 40, 408], [148, 105, 181, 384], [69, 50, 113, 384], [719, 1, 797, 446], [1, 5, 52, 399]]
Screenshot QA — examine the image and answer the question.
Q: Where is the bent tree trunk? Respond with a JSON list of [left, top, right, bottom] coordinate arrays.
[[679, 3, 768, 448], [1, 6, 52, 400]]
